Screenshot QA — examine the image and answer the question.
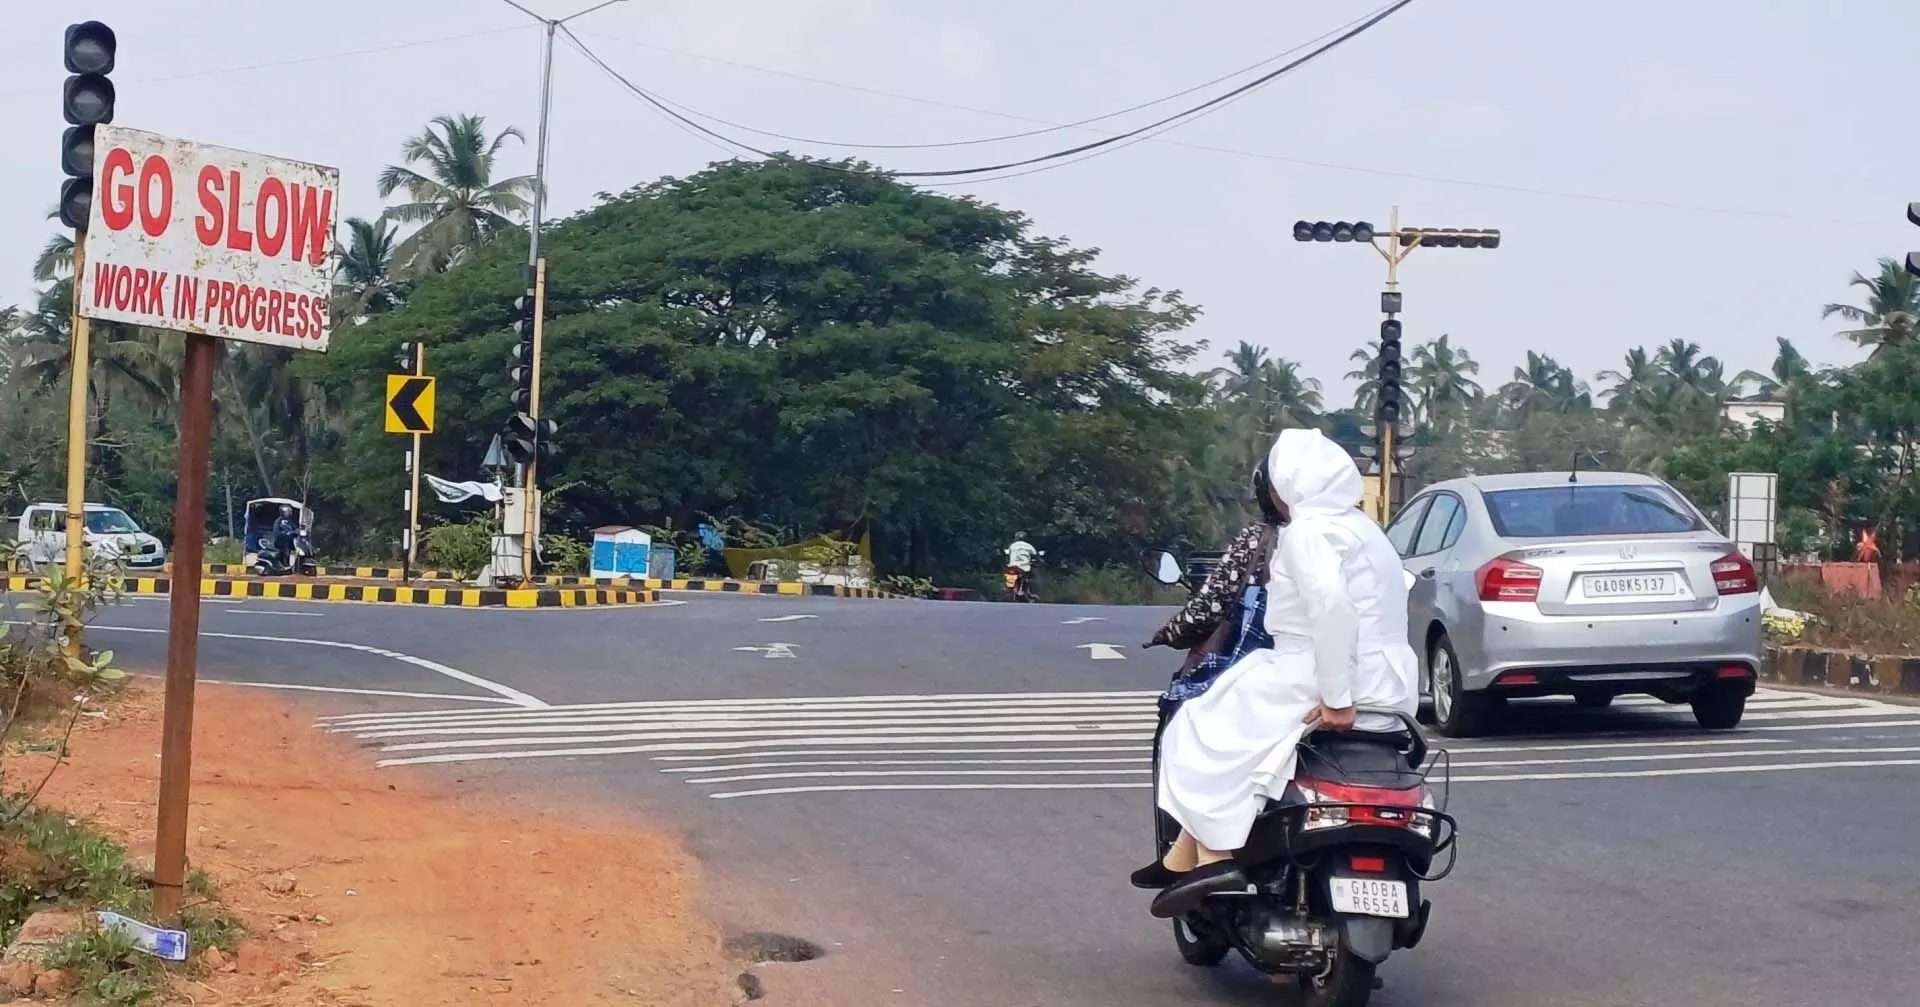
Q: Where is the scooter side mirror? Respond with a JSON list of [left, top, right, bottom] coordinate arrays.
[[1144, 551, 1184, 586]]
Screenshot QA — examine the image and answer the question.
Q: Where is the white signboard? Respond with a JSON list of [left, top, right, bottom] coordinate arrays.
[[79, 125, 339, 352], [1727, 471, 1777, 559]]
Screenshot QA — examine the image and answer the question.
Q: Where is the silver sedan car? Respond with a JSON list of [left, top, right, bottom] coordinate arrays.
[[1384, 471, 1763, 738]]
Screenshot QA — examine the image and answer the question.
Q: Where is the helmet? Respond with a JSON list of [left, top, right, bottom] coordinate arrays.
[[1015, 531, 1027, 541], [279, 504, 293, 518]]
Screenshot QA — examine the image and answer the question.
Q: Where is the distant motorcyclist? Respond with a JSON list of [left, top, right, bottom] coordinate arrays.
[[1004, 533, 1042, 602], [272, 505, 298, 557]]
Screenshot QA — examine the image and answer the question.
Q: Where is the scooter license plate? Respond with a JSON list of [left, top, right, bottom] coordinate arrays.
[[1328, 877, 1410, 919]]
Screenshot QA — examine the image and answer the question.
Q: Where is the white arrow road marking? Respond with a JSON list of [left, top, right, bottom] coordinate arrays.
[[759, 614, 818, 623], [1061, 616, 1107, 625], [1078, 643, 1127, 661], [734, 643, 797, 659]]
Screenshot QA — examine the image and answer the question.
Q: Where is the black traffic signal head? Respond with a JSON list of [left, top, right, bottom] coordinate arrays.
[[61, 66, 114, 128], [58, 177, 91, 230], [60, 22, 116, 231], [1399, 227, 1501, 250], [1908, 203, 1920, 278], [1376, 319, 1405, 424], [503, 412, 558, 465], [396, 342, 417, 369], [64, 22, 116, 74], [1295, 220, 1375, 244]]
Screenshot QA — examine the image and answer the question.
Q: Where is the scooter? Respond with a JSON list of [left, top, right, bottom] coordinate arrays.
[[1143, 550, 1458, 1006], [253, 531, 318, 577]]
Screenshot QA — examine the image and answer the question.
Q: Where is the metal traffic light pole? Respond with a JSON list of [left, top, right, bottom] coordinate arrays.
[[59, 21, 117, 654], [1293, 207, 1501, 523], [524, 258, 548, 566]]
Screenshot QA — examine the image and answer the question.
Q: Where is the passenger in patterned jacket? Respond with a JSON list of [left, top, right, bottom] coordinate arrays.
[[1147, 460, 1287, 661]]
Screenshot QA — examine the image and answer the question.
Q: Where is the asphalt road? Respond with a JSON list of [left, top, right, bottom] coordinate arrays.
[[75, 592, 1920, 1006]]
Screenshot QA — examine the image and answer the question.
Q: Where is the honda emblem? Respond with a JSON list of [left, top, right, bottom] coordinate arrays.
[[1618, 544, 1637, 560]]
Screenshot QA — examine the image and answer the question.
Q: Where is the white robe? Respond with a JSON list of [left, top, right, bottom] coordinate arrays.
[[1156, 428, 1421, 852]]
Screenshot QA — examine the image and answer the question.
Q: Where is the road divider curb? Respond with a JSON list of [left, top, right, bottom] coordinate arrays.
[[4, 575, 656, 609], [1764, 643, 1920, 698], [172, 563, 459, 580]]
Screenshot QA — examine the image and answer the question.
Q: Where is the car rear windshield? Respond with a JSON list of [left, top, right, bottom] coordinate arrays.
[[1481, 484, 1704, 538]]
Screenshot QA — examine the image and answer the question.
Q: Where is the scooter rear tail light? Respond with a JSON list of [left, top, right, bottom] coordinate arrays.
[[1350, 856, 1388, 873], [1295, 779, 1434, 837]]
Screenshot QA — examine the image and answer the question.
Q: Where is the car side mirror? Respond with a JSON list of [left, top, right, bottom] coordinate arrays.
[[1144, 550, 1184, 586]]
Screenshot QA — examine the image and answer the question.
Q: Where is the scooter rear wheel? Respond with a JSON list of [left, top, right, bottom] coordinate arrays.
[[1296, 947, 1376, 1007], [1171, 917, 1229, 967]]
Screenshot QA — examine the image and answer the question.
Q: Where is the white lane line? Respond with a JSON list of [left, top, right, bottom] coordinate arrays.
[[323, 703, 1159, 733], [690, 768, 1150, 785], [759, 614, 818, 623], [317, 694, 1163, 726], [1451, 758, 1920, 783], [374, 721, 1153, 752], [670, 745, 1920, 782], [203, 680, 523, 705], [319, 688, 1169, 718], [1751, 719, 1920, 733], [653, 745, 1148, 763], [373, 731, 1159, 767], [661, 757, 1147, 773], [709, 782, 1141, 799], [1742, 706, 1920, 722], [342, 710, 1157, 739], [705, 757, 1920, 798], [82, 623, 547, 709]]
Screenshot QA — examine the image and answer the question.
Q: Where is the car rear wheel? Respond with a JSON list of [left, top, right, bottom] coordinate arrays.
[[1431, 632, 1497, 739], [1690, 684, 1747, 730]]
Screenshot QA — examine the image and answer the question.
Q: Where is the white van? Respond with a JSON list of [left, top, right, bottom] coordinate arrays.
[[8, 502, 166, 572]]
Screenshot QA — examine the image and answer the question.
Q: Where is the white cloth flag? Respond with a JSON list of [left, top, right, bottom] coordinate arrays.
[[425, 474, 503, 504]]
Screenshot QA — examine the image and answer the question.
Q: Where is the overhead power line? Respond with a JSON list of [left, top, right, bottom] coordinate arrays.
[[606, 5, 1393, 152], [560, 0, 1416, 179], [574, 28, 1882, 226]]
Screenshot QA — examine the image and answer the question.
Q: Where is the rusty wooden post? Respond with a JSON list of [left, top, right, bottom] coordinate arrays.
[[152, 332, 216, 923]]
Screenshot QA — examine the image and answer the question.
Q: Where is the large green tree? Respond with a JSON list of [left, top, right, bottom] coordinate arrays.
[[308, 158, 1205, 573]]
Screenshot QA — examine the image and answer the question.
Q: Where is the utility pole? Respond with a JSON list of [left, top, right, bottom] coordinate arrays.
[[1293, 209, 1502, 522], [406, 343, 425, 578]]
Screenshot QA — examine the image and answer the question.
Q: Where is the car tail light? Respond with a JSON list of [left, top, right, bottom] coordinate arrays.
[[1711, 550, 1758, 595], [1477, 557, 1542, 602], [1718, 664, 1754, 679]]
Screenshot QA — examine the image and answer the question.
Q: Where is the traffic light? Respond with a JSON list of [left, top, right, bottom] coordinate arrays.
[[395, 341, 417, 371], [1376, 319, 1404, 425], [510, 294, 535, 411], [1398, 227, 1500, 250], [502, 412, 556, 466], [1907, 203, 1919, 278], [59, 21, 117, 230], [1293, 220, 1375, 244]]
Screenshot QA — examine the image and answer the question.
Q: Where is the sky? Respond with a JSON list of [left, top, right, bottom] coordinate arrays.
[[3, 0, 1916, 406]]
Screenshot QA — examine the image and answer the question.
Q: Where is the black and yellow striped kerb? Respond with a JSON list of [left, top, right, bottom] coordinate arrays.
[[528, 575, 893, 598], [3, 575, 654, 608], [179, 564, 460, 580]]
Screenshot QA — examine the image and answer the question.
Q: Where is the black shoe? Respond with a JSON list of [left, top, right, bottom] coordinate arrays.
[[1130, 862, 1181, 889], [1150, 861, 1247, 919]]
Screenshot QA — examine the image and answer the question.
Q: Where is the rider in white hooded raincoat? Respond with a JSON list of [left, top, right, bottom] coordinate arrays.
[[1153, 427, 1420, 902]]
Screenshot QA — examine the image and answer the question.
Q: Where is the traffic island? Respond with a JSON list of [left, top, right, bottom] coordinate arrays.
[[1762, 643, 1920, 698], [4, 575, 656, 608]]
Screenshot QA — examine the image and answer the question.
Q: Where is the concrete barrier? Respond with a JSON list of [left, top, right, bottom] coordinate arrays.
[[1763, 644, 1920, 698]]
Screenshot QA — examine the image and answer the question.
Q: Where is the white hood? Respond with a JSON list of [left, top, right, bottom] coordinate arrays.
[[1266, 428, 1364, 518]]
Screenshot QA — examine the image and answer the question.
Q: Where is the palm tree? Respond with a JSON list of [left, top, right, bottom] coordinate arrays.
[[1731, 337, 1809, 401], [34, 208, 74, 282], [1345, 340, 1381, 416], [376, 113, 538, 277], [1409, 334, 1481, 429], [333, 217, 406, 319], [1600, 346, 1660, 416], [1821, 258, 1919, 351], [1500, 351, 1589, 418]]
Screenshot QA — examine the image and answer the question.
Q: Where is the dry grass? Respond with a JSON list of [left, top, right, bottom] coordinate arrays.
[[1769, 579, 1920, 656]]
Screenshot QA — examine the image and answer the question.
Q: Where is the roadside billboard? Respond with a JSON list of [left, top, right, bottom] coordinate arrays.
[[78, 124, 339, 352]]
